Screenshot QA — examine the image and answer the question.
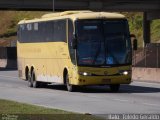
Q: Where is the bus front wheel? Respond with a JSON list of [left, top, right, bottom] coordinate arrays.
[[110, 84, 120, 92], [66, 73, 75, 92]]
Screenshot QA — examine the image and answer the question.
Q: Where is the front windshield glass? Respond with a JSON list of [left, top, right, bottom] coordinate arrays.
[[76, 19, 131, 66]]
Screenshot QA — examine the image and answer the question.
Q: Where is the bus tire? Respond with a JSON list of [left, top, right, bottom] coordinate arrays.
[[28, 73, 33, 87], [66, 73, 75, 92], [110, 84, 120, 92], [31, 70, 40, 88], [39, 82, 48, 88]]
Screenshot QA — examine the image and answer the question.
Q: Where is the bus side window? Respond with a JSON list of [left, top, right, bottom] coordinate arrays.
[[54, 20, 66, 42]]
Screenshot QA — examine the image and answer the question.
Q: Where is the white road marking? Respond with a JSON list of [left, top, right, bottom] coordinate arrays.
[[143, 103, 160, 107], [112, 98, 160, 108], [0, 75, 18, 79], [113, 98, 129, 102]]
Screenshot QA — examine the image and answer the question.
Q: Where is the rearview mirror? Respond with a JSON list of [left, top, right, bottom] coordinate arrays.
[[130, 34, 138, 51], [133, 38, 138, 50], [130, 34, 136, 38]]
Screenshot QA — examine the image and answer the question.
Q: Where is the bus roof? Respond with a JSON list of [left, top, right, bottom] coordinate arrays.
[[18, 11, 126, 24]]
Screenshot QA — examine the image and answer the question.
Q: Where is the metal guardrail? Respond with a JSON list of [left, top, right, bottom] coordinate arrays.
[[133, 43, 160, 68]]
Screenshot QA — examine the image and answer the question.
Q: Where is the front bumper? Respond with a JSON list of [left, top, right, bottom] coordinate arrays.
[[74, 75, 131, 85]]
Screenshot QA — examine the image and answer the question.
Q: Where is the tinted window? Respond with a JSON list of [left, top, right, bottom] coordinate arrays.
[[76, 19, 132, 66], [18, 19, 66, 43], [54, 20, 66, 42]]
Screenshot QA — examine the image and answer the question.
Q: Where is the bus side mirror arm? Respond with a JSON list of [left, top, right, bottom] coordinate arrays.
[[133, 38, 138, 51], [130, 34, 138, 51]]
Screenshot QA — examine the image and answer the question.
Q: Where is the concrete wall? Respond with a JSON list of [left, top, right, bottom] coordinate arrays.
[[132, 67, 160, 83], [132, 44, 160, 83], [0, 47, 17, 69], [133, 43, 160, 68]]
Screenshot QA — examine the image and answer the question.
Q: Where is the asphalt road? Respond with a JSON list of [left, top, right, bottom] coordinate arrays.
[[0, 70, 160, 115]]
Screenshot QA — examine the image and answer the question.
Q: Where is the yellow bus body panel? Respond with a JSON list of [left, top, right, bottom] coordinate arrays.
[[17, 11, 131, 86], [17, 41, 71, 84], [69, 66, 131, 85]]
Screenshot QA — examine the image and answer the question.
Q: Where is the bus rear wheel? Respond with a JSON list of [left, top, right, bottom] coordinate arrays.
[[66, 73, 75, 92], [31, 70, 41, 88], [28, 73, 33, 87], [110, 84, 120, 92]]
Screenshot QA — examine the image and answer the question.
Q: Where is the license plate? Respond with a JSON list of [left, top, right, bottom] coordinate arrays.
[[102, 79, 111, 83]]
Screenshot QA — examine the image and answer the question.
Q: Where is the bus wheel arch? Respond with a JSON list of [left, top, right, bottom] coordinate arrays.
[[63, 68, 68, 85], [63, 68, 75, 92], [25, 66, 29, 81], [30, 66, 34, 75]]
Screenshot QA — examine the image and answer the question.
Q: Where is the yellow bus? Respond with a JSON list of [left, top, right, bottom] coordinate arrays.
[[17, 11, 132, 92]]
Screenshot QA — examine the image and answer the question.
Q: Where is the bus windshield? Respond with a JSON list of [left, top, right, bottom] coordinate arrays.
[[76, 19, 132, 66]]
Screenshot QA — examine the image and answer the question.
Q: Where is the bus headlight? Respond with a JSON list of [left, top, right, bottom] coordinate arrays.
[[123, 71, 128, 75], [119, 70, 131, 75], [78, 72, 92, 76]]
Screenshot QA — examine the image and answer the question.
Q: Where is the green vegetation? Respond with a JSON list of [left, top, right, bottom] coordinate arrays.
[[0, 99, 103, 120], [124, 12, 144, 46], [124, 12, 160, 46], [0, 11, 160, 46], [151, 19, 160, 43], [0, 11, 49, 41]]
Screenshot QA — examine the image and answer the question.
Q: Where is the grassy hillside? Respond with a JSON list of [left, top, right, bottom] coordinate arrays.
[[0, 99, 102, 120], [0, 11, 160, 46], [0, 11, 49, 46]]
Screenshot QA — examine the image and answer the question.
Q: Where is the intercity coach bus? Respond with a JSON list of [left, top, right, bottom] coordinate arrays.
[[17, 11, 134, 92]]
